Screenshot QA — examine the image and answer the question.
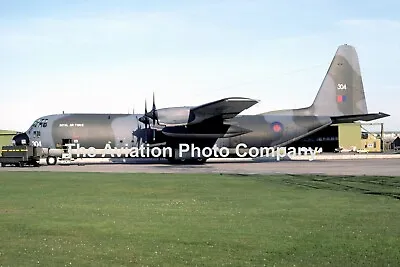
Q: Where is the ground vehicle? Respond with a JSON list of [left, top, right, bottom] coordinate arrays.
[[0, 145, 41, 167]]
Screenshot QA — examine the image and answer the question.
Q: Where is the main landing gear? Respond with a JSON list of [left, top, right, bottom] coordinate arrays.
[[166, 157, 208, 164]]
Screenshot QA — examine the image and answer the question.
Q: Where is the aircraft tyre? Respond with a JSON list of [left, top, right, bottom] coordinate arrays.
[[166, 157, 208, 164], [165, 147, 208, 164], [195, 157, 208, 163], [46, 156, 57, 165]]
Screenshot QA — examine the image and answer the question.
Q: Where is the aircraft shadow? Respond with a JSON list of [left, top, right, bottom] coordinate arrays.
[[279, 175, 400, 200], [64, 156, 312, 166], [216, 173, 400, 200]]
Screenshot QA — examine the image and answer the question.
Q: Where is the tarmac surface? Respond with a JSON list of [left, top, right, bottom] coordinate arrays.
[[1, 157, 399, 176]]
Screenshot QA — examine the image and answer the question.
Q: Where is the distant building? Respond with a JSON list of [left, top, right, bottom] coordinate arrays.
[[360, 131, 381, 152], [381, 132, 400, 142], [391, 137, 400, 150], [0, 130, 17, 147]]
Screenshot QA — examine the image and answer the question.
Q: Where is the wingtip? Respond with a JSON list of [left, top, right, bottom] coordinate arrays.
[[225, 97, 260, 103]]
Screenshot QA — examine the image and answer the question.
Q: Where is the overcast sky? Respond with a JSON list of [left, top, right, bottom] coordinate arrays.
[[1, 0, 399, 131]]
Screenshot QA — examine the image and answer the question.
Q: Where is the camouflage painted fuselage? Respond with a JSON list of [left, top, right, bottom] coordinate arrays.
[[24, 111, 331, 152]]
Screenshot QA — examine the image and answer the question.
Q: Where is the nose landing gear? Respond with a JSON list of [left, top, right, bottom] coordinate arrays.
[[46, 156, 57, 165]]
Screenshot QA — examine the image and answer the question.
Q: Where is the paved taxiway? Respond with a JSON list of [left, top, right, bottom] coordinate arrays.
[[1, 157, 399, 176]]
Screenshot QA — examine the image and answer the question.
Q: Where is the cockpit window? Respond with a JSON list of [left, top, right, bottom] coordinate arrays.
[[31, 118, 48, 129]]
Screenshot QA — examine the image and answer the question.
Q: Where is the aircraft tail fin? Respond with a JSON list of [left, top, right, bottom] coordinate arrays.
[[310, 44, 368, 116]]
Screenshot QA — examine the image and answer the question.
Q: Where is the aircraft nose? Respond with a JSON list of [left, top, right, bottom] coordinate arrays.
[[12, 132, 30, 146]]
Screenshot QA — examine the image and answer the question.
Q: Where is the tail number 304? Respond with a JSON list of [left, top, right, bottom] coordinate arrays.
[[337, 83, 347, 90], [31, 141, 42, 147]]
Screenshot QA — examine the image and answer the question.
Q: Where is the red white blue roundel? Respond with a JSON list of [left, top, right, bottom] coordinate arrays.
[[271, 121, 283, 133]]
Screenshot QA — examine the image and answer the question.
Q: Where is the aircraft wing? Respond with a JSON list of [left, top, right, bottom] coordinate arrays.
[[139, 97, 258, 141], [187, 97, 259, 125]]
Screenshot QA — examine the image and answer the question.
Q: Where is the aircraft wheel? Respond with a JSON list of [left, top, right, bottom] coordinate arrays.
[[46, 156, 57, 165], [185, 158, 207, 164], [166, 158, 182, 164], [196, 157, 208, 163], [167, 157, 207, 164]]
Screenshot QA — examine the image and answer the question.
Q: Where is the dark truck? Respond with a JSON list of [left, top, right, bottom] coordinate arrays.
[[0, 145, 41, 167]]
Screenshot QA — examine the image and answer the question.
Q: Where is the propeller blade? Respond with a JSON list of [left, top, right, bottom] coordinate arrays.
[[152, 92, 156, 111], [151, 92, 158, 126], [144, 99, 148, 129]]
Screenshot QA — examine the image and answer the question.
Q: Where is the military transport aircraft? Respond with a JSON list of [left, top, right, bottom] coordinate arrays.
[[12, 44, 389, 165]]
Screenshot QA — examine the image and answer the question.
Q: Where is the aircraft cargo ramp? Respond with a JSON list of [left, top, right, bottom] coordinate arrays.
[[0, 145, 41, 167]]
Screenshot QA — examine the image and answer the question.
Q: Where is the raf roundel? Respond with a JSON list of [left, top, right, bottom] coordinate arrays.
[[271, 122, 283, 133]]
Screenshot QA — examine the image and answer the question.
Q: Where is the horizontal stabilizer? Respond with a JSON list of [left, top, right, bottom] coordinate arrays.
[[331, 112, 390, 124]]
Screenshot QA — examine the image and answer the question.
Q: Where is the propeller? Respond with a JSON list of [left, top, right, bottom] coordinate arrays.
[[144, 99, 149, 143], [150, 92, 157, 141], [152, 92, 157, 124], [136, 92, 160, 144], [145, 92, 159, 125], [144, 99, 149, 129], [138, 99, 150, 129]]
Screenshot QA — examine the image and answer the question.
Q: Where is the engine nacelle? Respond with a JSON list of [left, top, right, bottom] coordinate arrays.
[[156, 107, 192, 126]]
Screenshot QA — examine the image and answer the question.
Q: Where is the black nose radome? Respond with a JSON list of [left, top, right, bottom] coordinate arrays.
[[12, 133, 30, 146]]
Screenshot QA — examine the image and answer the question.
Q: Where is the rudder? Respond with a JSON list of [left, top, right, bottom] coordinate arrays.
[[311, 44, 368, 116]]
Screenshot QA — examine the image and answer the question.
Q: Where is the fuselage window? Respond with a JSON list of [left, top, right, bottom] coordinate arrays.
[[32, 130, 41, 138]]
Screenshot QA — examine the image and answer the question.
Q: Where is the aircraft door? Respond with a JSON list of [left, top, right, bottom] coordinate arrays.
[[62, 139, 72, 145], [62, 139, 73, 153]]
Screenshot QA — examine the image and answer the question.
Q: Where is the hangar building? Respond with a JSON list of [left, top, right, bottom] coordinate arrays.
[[292, 123, 383, 152]]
